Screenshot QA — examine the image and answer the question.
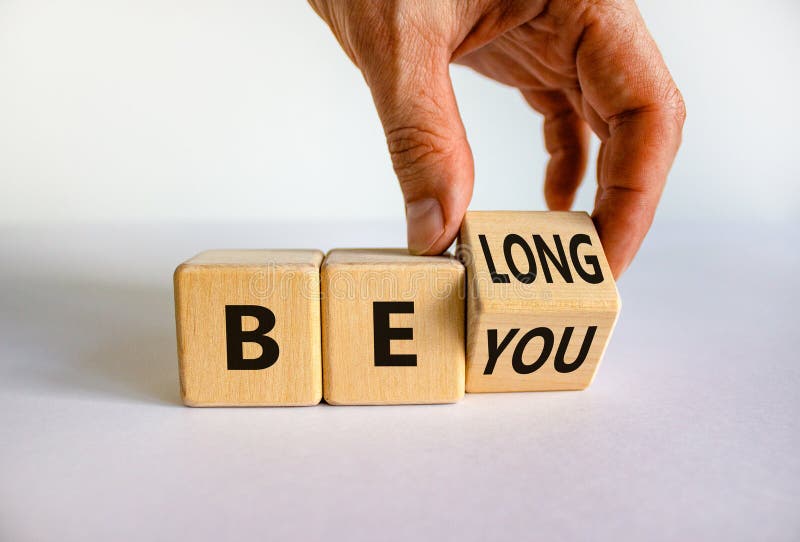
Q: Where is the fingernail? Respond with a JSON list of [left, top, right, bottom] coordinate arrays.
[[406, 198, 445, 255]]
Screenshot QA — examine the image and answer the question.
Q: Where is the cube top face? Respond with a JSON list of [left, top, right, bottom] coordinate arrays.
[[181, 249, 324, 268], [459, 212, 620, 393], [324, 248, 462, 268], [174, 250, 322, 406], [321, 249, 465, 405], [459, 211, 619, 314]]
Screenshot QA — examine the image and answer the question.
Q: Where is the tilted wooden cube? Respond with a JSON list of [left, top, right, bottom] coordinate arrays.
[[174, 250, 323, 406], [459, 211, 620, 392], [321, 249, 465, 405]]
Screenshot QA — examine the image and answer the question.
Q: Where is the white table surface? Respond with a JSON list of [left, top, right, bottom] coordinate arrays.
[[1, 219, 798, 541]]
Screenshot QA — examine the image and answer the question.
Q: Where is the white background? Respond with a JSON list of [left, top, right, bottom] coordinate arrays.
[[1, 0, 799, 224], [1, 2, 799, 541]]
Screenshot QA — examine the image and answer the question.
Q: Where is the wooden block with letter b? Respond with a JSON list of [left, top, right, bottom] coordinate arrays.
[[459, 211, 620, 392], [174, 250, 323, 406], [321, 249, 465, 405]]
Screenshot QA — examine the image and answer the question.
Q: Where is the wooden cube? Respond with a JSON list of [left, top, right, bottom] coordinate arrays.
[[458, 211, 620, 392], [174, 250, 323, 406], [321, 249, 465, 405]]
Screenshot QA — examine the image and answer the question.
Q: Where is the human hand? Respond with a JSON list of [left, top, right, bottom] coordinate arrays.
[[309, 0, 685, 277]]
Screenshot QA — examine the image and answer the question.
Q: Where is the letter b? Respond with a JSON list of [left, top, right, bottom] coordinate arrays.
[[225, 305, 280, 370]]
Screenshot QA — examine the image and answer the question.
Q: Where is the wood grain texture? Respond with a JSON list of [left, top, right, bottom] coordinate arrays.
[[458, 211, 620, 392], [321, 249, 465, 405], [174, 249, 323, 406]]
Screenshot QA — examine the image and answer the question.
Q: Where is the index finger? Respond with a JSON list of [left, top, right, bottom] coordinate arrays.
[[575, 2, 686, 277]]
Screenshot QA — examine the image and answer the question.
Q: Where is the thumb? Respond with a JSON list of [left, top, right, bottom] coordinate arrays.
[[365, 52, 473, 255]]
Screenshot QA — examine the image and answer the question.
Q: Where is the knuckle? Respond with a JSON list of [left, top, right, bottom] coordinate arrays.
[[650, 83, 686, 140], [386, 125, 453, 180], [667, 86, 687, 128]]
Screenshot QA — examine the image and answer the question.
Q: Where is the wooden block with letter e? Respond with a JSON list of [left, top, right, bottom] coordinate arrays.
[[174, 249, 323, 406], [458, 211, 620, 392], [321, 249, 465, 405]]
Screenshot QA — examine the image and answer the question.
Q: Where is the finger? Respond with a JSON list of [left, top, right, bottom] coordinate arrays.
[[574, 4, 686, 277], [593, 106, 683, 277], [522, 89, 590, 210], [364, 42, 473, 255]]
